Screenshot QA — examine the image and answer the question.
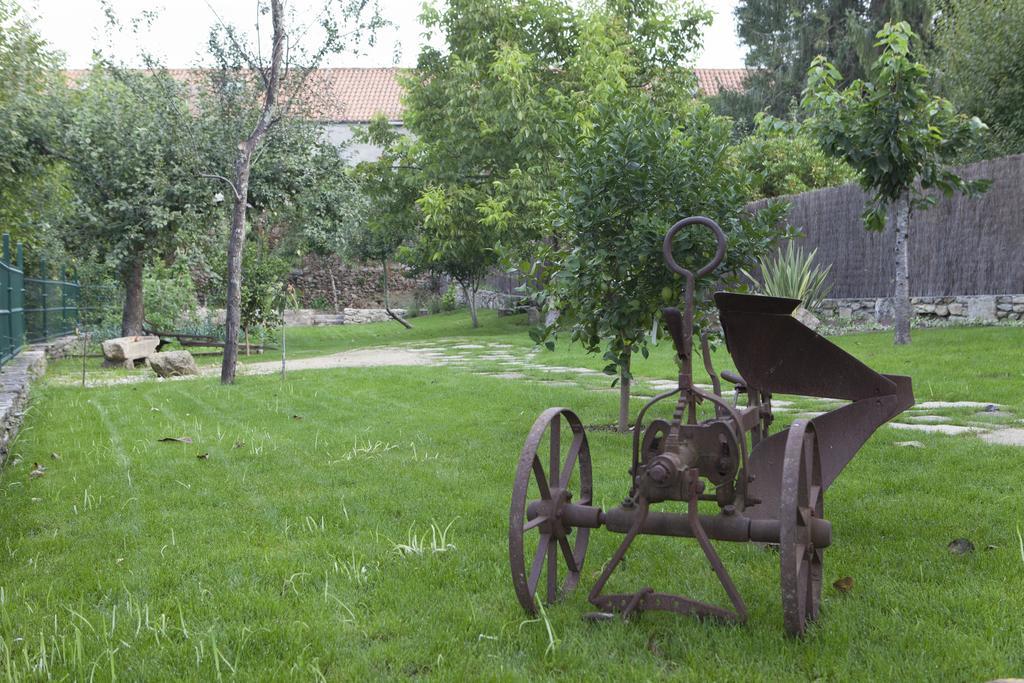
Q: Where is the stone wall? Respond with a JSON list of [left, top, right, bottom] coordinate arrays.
[[210, 307, 414, 326], [452, 287, 523, 311], [0, 346, 51, 466], [286, 254, 434, 310], [817, 294, 1024, 324]]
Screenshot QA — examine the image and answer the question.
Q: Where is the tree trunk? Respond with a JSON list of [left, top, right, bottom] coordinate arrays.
[[329, 270, 339, 313], [618, 349, 632, 433], [121, 250, 145, 336], [221, 148, 253, 383], [464, 282, 479, 328], [220, 0, 285, 385], [893, 192, 912, 345]]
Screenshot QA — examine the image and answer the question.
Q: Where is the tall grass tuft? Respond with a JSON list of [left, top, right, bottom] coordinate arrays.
[[743, 241, 833, 311]]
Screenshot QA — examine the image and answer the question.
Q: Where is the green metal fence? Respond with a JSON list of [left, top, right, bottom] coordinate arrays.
[[0, 234, 80, 368]]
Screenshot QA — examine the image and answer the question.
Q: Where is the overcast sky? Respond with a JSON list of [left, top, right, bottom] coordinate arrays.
[[28, 0, 746, 70]]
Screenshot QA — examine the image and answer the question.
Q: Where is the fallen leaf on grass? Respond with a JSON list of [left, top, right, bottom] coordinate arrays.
[[291, 415, 303, 420], [50, 452, 61, 460], [948, 538, 975, 555], [196, 453, 209, 460], [833, 576, 854, 593], [29, 463, 46, 478], [233, 440, 245, 449], [159, 437, 193, 444], [30, 497, 42, 503], [985, 544, 998, 551]]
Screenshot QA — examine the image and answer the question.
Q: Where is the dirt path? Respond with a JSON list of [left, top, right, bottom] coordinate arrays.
[[226, 347, 440, 376]]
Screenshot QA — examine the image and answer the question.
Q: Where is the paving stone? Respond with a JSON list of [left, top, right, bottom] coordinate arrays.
[[915, 401, 1000, 410], [905, 415, 952, 424], [979, 429, 1024, 447], [488, 372, 527, 380], [888, 422, 984, 435]]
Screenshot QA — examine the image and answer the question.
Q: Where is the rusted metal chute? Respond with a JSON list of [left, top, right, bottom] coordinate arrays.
[[509, 216, 914, 636]]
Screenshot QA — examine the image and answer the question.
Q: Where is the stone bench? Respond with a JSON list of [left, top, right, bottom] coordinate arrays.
[[101, 335, 160, 369]]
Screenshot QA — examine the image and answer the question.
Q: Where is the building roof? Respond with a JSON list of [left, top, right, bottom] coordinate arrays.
[[694, 68, 750, 97], [65, 66, 750, 124]]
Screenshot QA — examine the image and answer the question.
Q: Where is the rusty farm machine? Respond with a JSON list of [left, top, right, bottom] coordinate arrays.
[[509, 216, 914, 636]]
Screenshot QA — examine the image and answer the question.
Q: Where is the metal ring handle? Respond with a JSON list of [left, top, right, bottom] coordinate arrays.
[[662, 216, 727, 279]]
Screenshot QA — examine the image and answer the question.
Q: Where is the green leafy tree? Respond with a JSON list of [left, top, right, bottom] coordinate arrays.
[[733, 114, 855, 199], [931, 0, 1024, 158], [347, 117, 414, 321], [238, 240, 290, 354], [396, 0, 582, 327], [735, 0, 936, 120], [0, 0, 72, 251], [392, 0, 711, 329], [549, 98, 789, 431], [60, 68, 210, 336], [802, 21, 988, 345], [143, 258, 201, 332]]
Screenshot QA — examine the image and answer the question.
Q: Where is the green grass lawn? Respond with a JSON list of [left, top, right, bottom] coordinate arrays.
[[2, 311, 1023, 680]]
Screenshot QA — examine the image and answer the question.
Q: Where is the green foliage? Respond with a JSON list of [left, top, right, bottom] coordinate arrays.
[[743, 241, 833, 310], [441, 283, 458, 312], [735, 0, 937, 118], [0, 1, 71, 250], [142, 259, 200, 331], [385, 0, 715, 329], [931, 0, 1024, 158], [802, 21, 990, 231], [239, 241, 290, 333], [60, 67, 212, 279], [549, 95, 791, 375], [733, 114, 856, 199]]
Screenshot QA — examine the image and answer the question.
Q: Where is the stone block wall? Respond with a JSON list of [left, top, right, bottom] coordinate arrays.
[[817, 294, 1024, 324], [452, 287, 523, 311], [286, 254, 435, 309]]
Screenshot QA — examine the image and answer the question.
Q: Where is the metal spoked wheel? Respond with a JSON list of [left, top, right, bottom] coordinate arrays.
[[509, 407, 592, 615], [779, 419, 824, 637]]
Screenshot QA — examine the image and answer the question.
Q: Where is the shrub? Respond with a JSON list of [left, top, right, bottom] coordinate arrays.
[[743, 241, 833, 311], [143, 258, 199, 331]]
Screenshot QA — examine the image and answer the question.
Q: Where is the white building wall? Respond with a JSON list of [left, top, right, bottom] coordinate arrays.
[[322, 122, 407, 164]]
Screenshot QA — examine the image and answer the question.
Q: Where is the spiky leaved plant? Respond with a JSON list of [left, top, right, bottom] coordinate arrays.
[[743, 241, 833, 311]]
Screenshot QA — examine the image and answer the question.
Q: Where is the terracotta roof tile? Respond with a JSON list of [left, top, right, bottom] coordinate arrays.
[[695, 68, 751, 96], [65, 66, 749, 122]]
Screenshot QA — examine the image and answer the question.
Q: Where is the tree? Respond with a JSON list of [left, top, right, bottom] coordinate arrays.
[[549, 98, 788, 432], [348, 116, 414, 324], [390, 0, 711, 329], [735, 0, 937, 119], [0, 0, 72, 252], [238, 240, 290, 353], [802, 21, 988, 345], [394, 0, 582, 328], [732, 114, 855, 199], [211, 0, 285, 383], [530, 6, 787, 432], [201, 0, 382, 383], [60, 68, 210, 336], [931, 0, 1024, 158]]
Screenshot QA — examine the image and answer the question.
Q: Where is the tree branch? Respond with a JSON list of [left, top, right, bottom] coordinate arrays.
[[198, 173, 242, 201]]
